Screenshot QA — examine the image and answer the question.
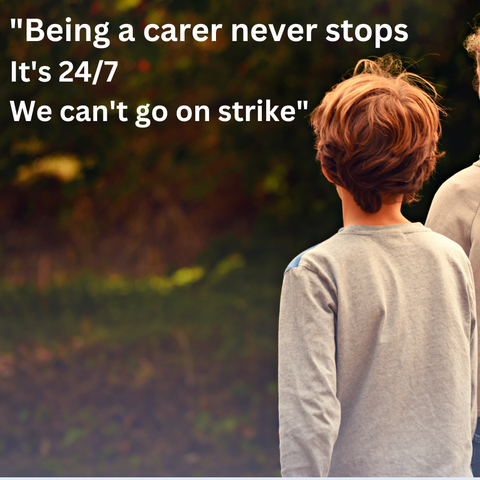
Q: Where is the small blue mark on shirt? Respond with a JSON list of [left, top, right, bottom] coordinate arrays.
[[284, 245, 317, 274]]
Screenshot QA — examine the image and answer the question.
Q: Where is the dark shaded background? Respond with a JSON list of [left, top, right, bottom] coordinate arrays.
[[1, 0, 480, 475]]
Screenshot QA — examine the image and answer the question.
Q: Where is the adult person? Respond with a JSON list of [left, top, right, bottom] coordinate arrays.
[[278, 56, 477, 477], [425, 20, 480, 476]]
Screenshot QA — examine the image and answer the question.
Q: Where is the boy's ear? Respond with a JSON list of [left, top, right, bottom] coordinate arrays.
[[477, 60, 480, 97], [321, 163, 334, 184], [317, 151, 335, 184]]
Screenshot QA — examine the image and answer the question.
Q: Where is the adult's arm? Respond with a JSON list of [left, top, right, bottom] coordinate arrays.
[[425, 166, 480, 256], [465, 259, 479, 437], [426, 165, 480, 419]]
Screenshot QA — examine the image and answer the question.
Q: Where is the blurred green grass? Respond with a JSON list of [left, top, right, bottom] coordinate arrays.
[[0, 247, 282, 358]]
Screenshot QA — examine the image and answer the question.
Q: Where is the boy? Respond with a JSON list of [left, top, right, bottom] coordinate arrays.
[[426, 20, 480, 476], [279, 56, 477, 477]]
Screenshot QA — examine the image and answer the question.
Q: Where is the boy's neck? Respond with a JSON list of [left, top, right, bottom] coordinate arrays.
[[337, 186, 410, 227]]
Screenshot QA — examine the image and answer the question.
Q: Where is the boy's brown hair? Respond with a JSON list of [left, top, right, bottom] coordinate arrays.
[[311, 56, 443, 214]]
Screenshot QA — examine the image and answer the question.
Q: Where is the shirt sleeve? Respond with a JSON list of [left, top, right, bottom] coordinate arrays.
[[426, 172, 480, 421], [425, 175, 478, 256], [278, 263, 341, 477], [467, 264, 478, 437]]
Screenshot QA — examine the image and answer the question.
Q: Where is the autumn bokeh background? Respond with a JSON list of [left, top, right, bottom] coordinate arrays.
[[1, 0, 480, 475]]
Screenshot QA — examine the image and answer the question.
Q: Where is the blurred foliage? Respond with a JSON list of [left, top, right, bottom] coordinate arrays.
[[0, 0, 480, 338], [1, 1, 480, 474], [0, 339, 280, 475], [0, 245, 280, 358]]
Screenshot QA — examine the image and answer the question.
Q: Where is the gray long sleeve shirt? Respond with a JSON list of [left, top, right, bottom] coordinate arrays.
[[279, 223, 477, 477], [426, 160, 480, 413]]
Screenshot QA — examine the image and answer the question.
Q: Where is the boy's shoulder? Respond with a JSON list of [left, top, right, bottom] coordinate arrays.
[[284, 244, 319, 274], [284, 231, 349, 275], [284, 224, 470, 276]]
